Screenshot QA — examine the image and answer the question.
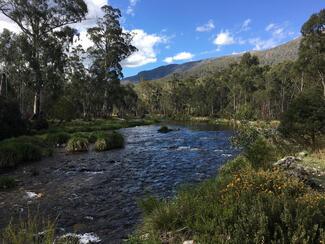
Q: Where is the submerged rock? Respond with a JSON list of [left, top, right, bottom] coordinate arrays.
[[158, 126, 173, 133]]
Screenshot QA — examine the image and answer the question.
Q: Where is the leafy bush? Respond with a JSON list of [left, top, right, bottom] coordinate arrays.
[[246, 137, 278, 169], [45, 132, 71, 146], [94, 131, 124, 152], [106, 131, 124, 149], [0, 97, 27, 140], [279, 90, 325, 148], [219, 155, 251, 177], [0, 141, 42, 169], [131, 168, 325, 243], [66, 137, 89, 153], [0, 176, 16, 190], [72, 132, 97, 143], [51, 96, 76, 122]]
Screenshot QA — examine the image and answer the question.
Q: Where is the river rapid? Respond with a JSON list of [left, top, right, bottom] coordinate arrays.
[[0, 122, 239, 243]]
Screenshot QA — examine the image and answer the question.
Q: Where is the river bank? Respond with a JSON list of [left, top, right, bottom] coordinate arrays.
[[0, 123, 239, 243]]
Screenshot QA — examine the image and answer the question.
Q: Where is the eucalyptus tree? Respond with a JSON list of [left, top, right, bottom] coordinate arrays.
[[0, 0, 88, 117], [299, 9, 325, 97], [87, 5, 136, 116]]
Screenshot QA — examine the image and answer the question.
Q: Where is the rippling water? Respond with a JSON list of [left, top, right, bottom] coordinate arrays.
[[0, 123, 239, 243]]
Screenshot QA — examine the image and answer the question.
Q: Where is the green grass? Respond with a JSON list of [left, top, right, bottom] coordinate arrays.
[[0, 176, 16, 190], [66, 137, 89, 153]]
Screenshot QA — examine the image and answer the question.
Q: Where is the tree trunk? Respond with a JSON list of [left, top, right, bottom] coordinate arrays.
[[33, 89, 41, 117]]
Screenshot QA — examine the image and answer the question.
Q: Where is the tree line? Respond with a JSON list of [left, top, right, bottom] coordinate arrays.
[[136, 9, 325, 120], [0, 0, 138, 123]]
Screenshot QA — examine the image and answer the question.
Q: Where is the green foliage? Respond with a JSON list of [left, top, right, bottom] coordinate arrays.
[[0, 140, 42, 169], [131, 168, 325, 243], [51, 96, 76, 122], [279, 90, 325, 147], [0, 97, 27, 141], [105, 131, 125, 150], [0, 213, 56, 244], [94, 138, 108, 152], [0, 176, 16, 190], [66, 137, 89, 153], [219, 155, 251, 177], [31, 118, 49, 131], [45, 132, 71, 146]]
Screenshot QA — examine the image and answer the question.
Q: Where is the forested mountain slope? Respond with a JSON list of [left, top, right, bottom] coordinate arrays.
[[124, 37, 301, 83]]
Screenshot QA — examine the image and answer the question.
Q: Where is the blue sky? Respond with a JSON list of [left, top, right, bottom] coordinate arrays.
[[109, 0, 324, 77]]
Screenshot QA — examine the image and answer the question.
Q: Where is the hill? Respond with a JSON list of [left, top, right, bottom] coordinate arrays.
[[124, 37, 301, 83]]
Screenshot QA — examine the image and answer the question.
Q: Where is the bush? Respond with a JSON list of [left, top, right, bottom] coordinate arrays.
[[51, 96, 76, 122], [106, 131, 124, 149], [0, 142, 42, 169], [0, 97, 27, 140], [279, 90, 325, 148], [72, 132, 97, 143], [45, 132, 71, 146], [246, 137, 278, 169], [30, 117, 49, 131], [94, 131, 124, 151], [131, 168, 325, 243], [66, 137, 89, 153], [0, 176, 16, 190], [219, 155, 251, 177]]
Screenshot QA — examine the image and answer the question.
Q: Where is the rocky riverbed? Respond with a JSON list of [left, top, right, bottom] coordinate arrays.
[[0, 123, 239, 243]]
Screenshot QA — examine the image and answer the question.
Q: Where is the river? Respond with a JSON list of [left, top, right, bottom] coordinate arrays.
[[0, 123, 239, 243]]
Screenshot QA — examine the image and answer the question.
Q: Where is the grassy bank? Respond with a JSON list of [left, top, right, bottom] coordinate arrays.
[[129, 122, 325, 243], [0, 118, 157, 171]]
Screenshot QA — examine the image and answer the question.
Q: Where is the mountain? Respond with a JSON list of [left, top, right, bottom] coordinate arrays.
[[123, 37, 301, 83]]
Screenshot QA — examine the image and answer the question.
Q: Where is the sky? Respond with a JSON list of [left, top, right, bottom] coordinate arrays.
[[0, 0, 324, 77]]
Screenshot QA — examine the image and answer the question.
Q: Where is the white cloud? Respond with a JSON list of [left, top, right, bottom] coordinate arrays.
[[249, 22, 294, 51], [126, 0, 139, 16], [213, 30, 235, 46], [122, 29, 167, 68], [241, 19, 251, 31], [196, 20, 215, 32], [164, 52, 194, 64]]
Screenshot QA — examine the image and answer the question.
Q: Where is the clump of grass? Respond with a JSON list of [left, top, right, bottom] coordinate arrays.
[[0, 142, 42, 169], [158, 126, 173, 133], [71, 132, 97, 143], [1, 213, 56, 244], [0, 176, 16, 190], [45, 132, 71, 147], [94, 131, 124, 152], [66, 137, 89, 153]]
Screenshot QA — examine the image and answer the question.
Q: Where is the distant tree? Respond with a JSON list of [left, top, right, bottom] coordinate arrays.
[[0, 0, 88, 118], [87, 5, 136, 116], [279, 90, 325, 148], [298, 9, 325, 97]]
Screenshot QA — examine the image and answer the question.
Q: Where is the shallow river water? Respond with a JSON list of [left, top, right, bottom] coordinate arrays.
[[0, 123, 239, 243]]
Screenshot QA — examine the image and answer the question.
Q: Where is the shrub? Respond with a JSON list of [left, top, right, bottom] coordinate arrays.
[[246, 136, 278, 169], [51, 96, 76, 122], [279, 89, 325, 148], [0, 97, 27, 140], [30, 117, 49, 131], [131, 168, 325, 243], [106, 131, 124, 149], [219, 155, 251, 177], [66, 137, 89, 153], [0, 142, 42, 169], [72, 132, 97, 143], [94, 131, 124, 152], [95, 138, 108, 152], [0, 176, 16, 190], [45, 132, 71, 146]]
